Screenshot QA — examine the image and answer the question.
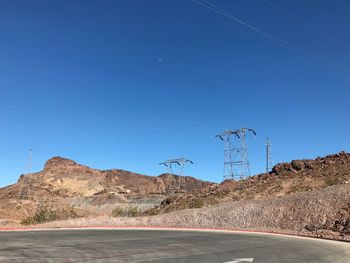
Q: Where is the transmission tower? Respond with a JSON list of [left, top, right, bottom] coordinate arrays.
[[26, 149, 33, 174], [159, 157, 193, 192], [19, 149, 34, 200], [266, 138, 273, 173], [215, 130, 239, 180], [216, 128, 256, 181]]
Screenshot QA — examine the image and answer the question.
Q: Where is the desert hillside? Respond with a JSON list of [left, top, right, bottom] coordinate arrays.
[[0, 152, 349, 241], [146, 151, 350, 214], [39, 183, 350, 241], [0, 157, 211, 220]]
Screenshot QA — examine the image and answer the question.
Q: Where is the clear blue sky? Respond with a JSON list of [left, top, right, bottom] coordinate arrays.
[[0, 0, 349, 187]]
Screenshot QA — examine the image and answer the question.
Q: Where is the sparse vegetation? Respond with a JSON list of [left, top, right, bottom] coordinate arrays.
[[112, 206, 141, 217], [188, 198, 204, 209], [142, 208, 159, 216], [286, 184, 314, 195], [21, 205, 79, 225], [111, 207, 124, 217], [324, 176, 340, 186]]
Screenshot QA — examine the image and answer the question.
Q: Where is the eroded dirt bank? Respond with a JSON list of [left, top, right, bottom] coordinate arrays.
[[33, 183, 350, 241]]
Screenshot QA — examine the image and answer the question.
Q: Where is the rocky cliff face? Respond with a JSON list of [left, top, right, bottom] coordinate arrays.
[[0, 157, 211, 220]]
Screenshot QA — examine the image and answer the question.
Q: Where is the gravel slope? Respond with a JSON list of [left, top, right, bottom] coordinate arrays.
[[38, 183, 350, 241]]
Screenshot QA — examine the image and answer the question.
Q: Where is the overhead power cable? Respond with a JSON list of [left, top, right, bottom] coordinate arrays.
[[191, 0, 308, 54], [261, 0, 348, 48]]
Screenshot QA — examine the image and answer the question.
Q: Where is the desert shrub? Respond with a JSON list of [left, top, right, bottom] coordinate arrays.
[[21, 206, 79, 225], [142, 208, 159, 216], [128, 207, 141, 217], [188, 198, 204, 209], [324, 176, 340, 186], [161, 196, 175, 205], [111, 207, 124, 217], [112, 206, 141, 217], [286, 184, 314, 195]]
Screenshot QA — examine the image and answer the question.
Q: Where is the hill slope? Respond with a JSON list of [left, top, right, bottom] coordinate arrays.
[[0, 157, 211, 220], [35, 152, 350, 240], [1, 151, 349, 241], [40, 183, 350, 241], [145, 151, 350, 214]]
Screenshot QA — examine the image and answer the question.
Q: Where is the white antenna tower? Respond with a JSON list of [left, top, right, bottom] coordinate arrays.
[[266, 138, 273, 172]]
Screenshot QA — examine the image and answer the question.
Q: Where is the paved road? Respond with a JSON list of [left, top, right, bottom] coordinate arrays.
[[0, 229, 349, 262]]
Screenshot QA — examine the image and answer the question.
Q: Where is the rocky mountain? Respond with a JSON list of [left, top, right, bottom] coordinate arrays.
[[0, 157, 212, 221]]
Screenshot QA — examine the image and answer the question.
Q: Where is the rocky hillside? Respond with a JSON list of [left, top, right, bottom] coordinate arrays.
[[1, 151, 349, 239], [39, 183, 350, 241], [146, 151, 350, 215], [0, 157, 211, 220]]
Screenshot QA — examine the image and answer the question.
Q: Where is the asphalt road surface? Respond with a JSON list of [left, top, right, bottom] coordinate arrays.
[[0, 229, 349, 262]]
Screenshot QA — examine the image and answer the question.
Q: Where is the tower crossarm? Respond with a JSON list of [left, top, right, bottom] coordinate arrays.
[[215, 129, 240, 140], [240, 128, 257, 136], [159, 158, 193, 167]]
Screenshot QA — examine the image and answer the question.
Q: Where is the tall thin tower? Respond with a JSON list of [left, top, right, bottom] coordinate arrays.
[[216, 128, 256, 180], [266, 138, 273, 173], [215, 130, 240, 180], [19, 149, 34, 200], [26, 149, 33, 174]]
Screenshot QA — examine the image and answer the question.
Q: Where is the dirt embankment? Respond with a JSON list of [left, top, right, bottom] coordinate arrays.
[[33, 185, 350, 241], [38, 183, 350, 241]]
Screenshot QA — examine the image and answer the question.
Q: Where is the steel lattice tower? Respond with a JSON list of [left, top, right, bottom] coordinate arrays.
[[266, 138, 273, 173], [216, 128, 256, 181], [215, 130, 239, 180], [159, 157, 193, 192]]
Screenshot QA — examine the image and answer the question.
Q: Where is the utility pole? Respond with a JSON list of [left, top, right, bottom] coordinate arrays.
[[26, 149, 33, 174], [19, 149, 34, 200], [159, 157, 193, 192], [216, 128, 256, 181], [266, 138, 273, 173]]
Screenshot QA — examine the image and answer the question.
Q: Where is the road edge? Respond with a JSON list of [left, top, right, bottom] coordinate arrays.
[[0, 226, 349, 244]]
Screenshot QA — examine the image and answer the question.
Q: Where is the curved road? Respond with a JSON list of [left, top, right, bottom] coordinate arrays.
[[0, 229, 349, 262]]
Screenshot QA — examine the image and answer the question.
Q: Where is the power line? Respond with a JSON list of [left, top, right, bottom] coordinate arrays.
[[261, 0, 348, 48], [191, 0, 308, 54]]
